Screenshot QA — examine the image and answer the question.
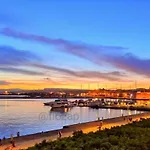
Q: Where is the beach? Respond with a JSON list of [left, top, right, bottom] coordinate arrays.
[[1, 112, 150, 150]]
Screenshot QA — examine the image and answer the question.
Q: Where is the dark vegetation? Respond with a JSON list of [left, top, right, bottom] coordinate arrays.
[[27, 118, 150, 150]]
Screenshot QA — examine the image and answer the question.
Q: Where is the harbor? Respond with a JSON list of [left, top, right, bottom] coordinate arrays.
[[44, 98, 150, 111], [0, 98, 150, 149], [1, 1, 150, 149], [0, 99, 144, 139]]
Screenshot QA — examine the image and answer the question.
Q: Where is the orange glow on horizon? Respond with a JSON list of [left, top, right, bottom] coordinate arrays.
[[0, 81, 150, 90]]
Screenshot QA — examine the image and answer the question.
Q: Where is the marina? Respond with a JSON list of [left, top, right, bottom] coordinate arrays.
[[44, 98, 150, 111], [0, 99, 145, 139], [1, 1, 150, 149]]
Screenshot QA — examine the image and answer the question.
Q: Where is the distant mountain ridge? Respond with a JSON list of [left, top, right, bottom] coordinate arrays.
[[0, 88, 89, 93]]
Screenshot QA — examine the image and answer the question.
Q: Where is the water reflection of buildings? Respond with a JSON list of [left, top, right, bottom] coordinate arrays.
[[87, 89, 150, 106], [87, 89, 136, 99], [88, 89, 150, 99], [50, 107, 71, 113]]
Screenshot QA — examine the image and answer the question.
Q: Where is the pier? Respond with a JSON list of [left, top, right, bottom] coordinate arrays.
[[71, 98, 150, 111], [43, 98, 150, 111]]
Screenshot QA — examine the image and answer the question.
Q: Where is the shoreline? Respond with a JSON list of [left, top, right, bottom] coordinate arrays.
[[0, 97, 149, 100], [90, 105, 150, 111], [1, 112, 150, 150]]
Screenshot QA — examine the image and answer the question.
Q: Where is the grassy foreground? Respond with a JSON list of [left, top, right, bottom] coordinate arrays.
[[26, 119, 150, 150]]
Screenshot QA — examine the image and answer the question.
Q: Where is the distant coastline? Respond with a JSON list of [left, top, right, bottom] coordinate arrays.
[[0, 95, 149, 100]]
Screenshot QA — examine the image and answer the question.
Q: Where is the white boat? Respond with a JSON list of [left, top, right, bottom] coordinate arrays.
[[88, 99, 103, 107], [44, 99, 72, 108]]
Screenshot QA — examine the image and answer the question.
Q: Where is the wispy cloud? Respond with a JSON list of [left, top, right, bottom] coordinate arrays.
[[33, 64, 127, 81], [104, 53, 150, 77], [0, 44, 126, 81], [0, 80, 11, 85], [33, 64, 79, 77], [1, 28, 149, 78], [0, 28, 125, 65], [0, 45, 43, 76], [0, 45, 39, 66], [0, 67, 44, 76]]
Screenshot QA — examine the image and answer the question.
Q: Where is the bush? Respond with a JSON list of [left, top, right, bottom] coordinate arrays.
[[27, 119, 150, 150]]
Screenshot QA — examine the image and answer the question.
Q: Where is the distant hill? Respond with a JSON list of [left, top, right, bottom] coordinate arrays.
[[0, 88, 89, 93]]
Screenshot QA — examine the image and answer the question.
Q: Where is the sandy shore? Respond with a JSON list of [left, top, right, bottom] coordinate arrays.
[[1, 112, 150, 150]]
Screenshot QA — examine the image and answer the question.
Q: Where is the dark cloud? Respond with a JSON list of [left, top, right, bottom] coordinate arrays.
[[0, 80, 11, 85], [0, 45, 42, 76], [0, 45, 39, 66], [0, 67, 44, 76], [0, 28, 125, 66], [105, 53, 150, 77], [44, 77, 51, 80], [0, 45, 126, 80], [2, 28, 150, 78], [1, 28, 149, 78], [76, 71, 126, 80], [33, 64, 78, 77], [107, 71, 126, 77], [33, 64, 127, 81]]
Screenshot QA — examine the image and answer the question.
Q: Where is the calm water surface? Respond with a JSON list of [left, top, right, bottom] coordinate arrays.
[[0, 99, 144, 138]]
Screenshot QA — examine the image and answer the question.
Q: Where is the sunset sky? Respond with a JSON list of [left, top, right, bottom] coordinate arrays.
[[0, 0, 150, 89]]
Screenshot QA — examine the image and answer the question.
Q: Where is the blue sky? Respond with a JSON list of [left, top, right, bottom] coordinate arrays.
[[0, 0, 150, 89]]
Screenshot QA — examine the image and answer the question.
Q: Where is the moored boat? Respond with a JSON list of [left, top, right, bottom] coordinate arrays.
[[44, 99, 73, 108]]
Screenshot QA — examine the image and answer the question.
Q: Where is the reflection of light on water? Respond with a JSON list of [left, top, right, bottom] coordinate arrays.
[[108, 109, 110, 115], [50, 107, 70, 113], [80, 107, 82, 123], [4, 100, 8, 112], [0, 99, 145, 139], [5, 100, 8, 106], [128, 110, 131, 115], [96, 111, 99, 120], [121, 109, 123, 114], [64, 108, 69, 113]]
